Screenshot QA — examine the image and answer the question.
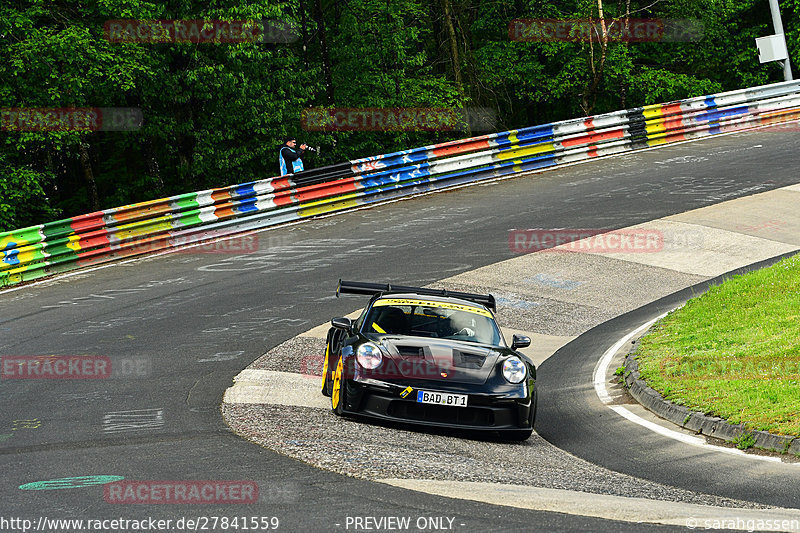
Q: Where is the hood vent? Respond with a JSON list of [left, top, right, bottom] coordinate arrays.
[[396, 345, 425, 357], [453, 350, 486, 369]]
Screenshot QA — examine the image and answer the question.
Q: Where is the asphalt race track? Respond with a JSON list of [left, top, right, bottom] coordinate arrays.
[[536, 255, 800, 508], [1, 126, 799, 532]]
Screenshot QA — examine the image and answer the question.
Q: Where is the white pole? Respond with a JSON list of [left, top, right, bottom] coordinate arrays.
[[768, 0, 794, 80]]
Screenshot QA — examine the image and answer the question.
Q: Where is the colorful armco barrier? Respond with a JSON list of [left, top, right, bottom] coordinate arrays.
[[2, 80, 800, 288]]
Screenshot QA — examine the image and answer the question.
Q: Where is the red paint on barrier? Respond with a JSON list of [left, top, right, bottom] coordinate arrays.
[[76, 233, 112, 250], [561, 128, 624, 148], [270, 177, 293, 192], [271, 191, 295, 207], [430, 138, 491, 158], [69, 213, 107, 234], [663, 115, 685, 132], [661, 103, 684, 116], [292, 178, 358, 203]]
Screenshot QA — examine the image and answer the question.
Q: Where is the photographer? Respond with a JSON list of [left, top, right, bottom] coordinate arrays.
[[278, 137, 308, 175]]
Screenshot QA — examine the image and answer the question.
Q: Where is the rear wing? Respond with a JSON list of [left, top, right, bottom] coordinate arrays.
[[336, 280, 496, 312]]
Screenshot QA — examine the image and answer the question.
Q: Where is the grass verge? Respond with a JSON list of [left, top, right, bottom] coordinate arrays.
[[634, 253, 800, 437]]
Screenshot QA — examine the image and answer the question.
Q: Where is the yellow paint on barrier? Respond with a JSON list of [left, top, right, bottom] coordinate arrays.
[[496, 142, 555, 161], [298, 194, 360, 217], [65, 235, 82, 252], [1, 233, 39, 251], [647, 137, 670, 147], [8, 249, 41, 269], [642, 105, 664, 120], [507, 131, 519, 145], [645, 121, 667, 135], [1, 237, 17, 250], [113, 216, 175, 240]]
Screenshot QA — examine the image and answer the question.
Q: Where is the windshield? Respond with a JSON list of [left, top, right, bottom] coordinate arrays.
[[363, 298, 503, 346]]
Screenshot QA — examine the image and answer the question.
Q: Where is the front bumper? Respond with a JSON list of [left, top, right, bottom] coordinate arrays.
[[340, 379, 535, 432]]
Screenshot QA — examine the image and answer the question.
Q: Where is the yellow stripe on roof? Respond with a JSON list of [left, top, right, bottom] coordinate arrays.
[[374, 298, 492, 317]]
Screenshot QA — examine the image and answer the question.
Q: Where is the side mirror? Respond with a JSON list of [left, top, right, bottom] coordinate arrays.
[[331, 317, 354, 332], [511, 334, 531, 350]]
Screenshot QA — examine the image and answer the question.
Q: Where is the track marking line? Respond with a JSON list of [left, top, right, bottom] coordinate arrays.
[[378, 479, 800, 529], [593, 313, 797, 464]]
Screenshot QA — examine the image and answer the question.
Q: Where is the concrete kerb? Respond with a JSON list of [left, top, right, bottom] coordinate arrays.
[[622, 350, 798, 457]]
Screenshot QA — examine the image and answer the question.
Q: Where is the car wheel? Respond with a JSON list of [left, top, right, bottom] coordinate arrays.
[[321, 342, 332, 397], [330, 355, 347, 415]]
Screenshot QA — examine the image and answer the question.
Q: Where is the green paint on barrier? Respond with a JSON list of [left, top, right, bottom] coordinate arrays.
[[41, 218, 79, 240], [176, 210, 206, 228], [19, 475, 124, 490], [171, 193, 201, 211], [1, 227, 45, 250]]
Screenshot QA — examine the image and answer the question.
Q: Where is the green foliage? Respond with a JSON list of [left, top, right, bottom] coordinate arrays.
[[733, 431, 757, 450], [0, 153, 59, 230], [635, 254, 800, 437], [0, 0, 796, 231]]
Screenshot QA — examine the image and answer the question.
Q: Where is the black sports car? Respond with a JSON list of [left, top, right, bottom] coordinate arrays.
[[321, 280, 537, 440]]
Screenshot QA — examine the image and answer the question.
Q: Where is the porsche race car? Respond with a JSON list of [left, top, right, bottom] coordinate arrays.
[[321, 280, 537, 440]]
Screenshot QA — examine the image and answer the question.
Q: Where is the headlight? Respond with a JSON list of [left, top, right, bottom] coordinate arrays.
[[502, 357, 527, 384], [356, 343, 383, 370]]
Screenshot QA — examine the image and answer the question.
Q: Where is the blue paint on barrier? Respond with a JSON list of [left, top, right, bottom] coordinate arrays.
[[701, 106, 750, 122], [2, 247, 19, 266], [514, 126, 555, 144], [234, 183, 257, 199], [234, 197, 259, 213], [358, 162, 432, 190]]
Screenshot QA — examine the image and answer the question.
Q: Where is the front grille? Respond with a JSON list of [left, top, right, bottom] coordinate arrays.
[[387, 401, 493, 426]]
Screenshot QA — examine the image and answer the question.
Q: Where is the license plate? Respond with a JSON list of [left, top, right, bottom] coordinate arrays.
[[416, 390, 468, 407]]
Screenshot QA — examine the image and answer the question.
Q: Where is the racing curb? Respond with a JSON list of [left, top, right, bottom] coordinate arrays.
[[622, 350, 800, 457]]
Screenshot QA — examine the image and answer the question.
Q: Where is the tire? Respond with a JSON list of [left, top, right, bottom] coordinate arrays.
[[321, 342, 332, 397], [330, 355, 347, 415], [322, 329, 345, 397]]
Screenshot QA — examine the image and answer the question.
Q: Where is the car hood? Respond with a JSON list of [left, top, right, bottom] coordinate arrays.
[[373, 336, 506, 384]]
